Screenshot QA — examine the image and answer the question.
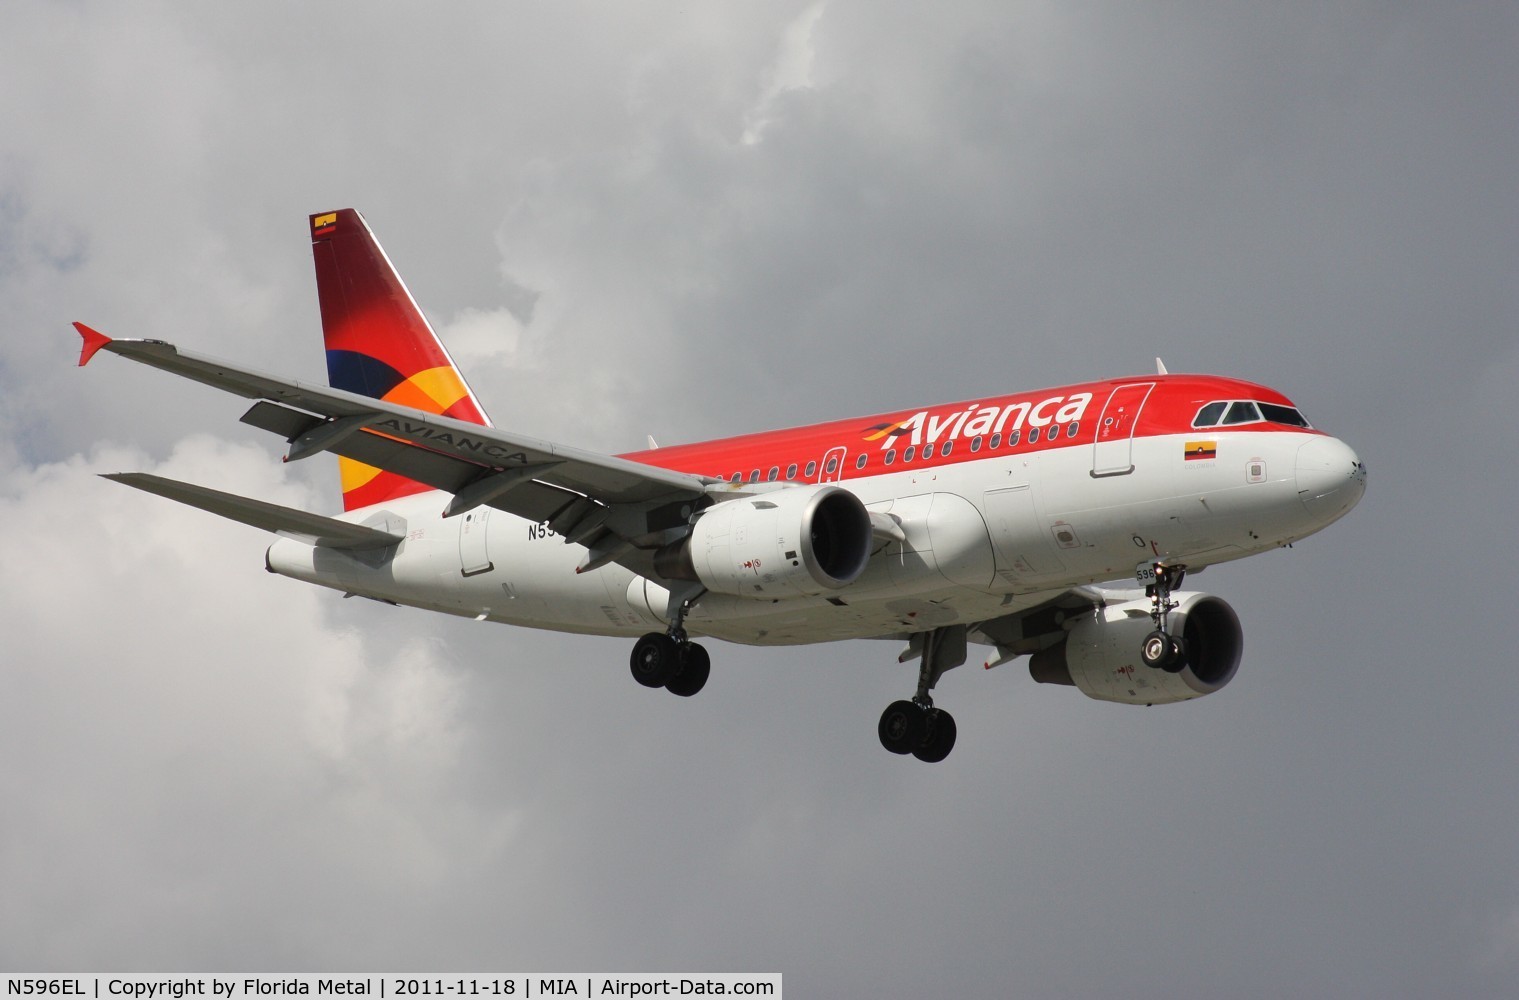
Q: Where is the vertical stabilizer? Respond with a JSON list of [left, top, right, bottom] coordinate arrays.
[[310, 209, 492, 511]]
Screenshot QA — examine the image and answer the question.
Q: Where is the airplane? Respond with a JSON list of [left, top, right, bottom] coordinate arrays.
[[75, 208, 1367, 763]]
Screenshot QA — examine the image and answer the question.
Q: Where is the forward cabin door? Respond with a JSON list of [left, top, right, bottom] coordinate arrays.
[[1091, 382, 1155, 477]]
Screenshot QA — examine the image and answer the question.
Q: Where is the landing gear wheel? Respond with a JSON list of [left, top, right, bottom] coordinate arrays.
[[1160, 635, 1188, 674], [912, 709, 957, 763], [1141, 630, 1173, 669], [630, 632, 680, 688], [665, 642, 711, 697], [878, 700, 926, 755]]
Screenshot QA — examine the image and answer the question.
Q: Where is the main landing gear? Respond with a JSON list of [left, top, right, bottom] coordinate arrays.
[[629, 596, 710, 697], [1140, 562, 1188, 673], [878, 625, 965, 763]]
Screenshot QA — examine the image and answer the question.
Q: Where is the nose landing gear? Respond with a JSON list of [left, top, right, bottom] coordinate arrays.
[[1139, 561, 1188, 673]]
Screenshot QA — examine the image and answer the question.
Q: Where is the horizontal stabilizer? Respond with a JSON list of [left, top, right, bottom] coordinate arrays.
[[101, 473, 403, 550]]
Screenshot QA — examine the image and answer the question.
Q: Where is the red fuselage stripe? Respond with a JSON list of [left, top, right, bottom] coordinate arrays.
[[617, 374, 1319, 482]]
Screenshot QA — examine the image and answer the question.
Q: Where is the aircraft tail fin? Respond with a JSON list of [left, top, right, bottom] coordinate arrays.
[[310, 209, 493, 511]]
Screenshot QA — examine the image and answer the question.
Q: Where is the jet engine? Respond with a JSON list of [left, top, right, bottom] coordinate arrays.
[[1029, 593, 1243, 705], [654, 485, 874, 598]]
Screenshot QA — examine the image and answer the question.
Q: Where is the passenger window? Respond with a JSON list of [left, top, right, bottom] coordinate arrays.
[[856, 454, 867, 470], [1029, 428, 1040, 444], [786, 463, 798, 480], [990, 433, 1001, 449], [805, 461, 817, 478], [767, 466, 780, 482], [1007, 430, 1020, 447], [904, 446, 916, 462], [730, 472, 741, 483], [825, 457, 839, 474], [923, 443, 936, 460], [1066, 422, 1079, 438], [970, 436, 983, 453], [942, 440, 954, 457], [749, 469, 760, 483], [1222, 401, 1262, 425], [885, 449, 896, 465]]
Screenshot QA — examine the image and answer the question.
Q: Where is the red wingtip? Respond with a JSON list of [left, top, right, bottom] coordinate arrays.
[[74, 322, 111, 367]]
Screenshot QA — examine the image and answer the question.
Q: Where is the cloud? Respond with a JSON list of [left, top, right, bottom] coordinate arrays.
[[742, 2, 829, 146], [0, 437, 517, 966], [4, 1, 1519, 993]]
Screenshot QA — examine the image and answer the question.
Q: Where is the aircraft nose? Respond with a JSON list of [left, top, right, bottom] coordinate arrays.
[[1296, 435, 1367, 521]]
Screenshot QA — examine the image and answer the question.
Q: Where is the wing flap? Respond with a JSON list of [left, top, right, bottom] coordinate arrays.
[[241, 399, 583, 523], [102, 473, 404, 549]]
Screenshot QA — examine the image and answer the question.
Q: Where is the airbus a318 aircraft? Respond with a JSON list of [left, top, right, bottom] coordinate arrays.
[[76, 209, 1366, 762]]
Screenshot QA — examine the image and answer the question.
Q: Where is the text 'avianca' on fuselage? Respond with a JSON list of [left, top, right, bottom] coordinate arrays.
[[76, 208, 1367, 763]]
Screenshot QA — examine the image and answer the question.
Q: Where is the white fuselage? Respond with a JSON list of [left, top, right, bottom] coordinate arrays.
[[266, 428, 1363, 646]]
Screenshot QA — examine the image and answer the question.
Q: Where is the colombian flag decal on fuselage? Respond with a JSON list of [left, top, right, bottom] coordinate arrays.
[[1185, 440, 1217, 461]]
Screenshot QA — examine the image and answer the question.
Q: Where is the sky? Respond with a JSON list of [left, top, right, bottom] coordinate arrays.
[[2, 1, 1517, 994]]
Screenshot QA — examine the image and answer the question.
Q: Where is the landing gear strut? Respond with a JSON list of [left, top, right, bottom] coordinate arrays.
[[1140, 561, 1188, 673], [630, 592, 710, 697], [878, 625, 964, 763]]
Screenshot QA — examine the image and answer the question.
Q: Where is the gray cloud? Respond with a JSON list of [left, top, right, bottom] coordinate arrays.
[[3, 2, 1517, 995]]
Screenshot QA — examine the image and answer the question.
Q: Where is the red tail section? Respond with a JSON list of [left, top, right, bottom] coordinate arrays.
[[311, 210, 492, 511]]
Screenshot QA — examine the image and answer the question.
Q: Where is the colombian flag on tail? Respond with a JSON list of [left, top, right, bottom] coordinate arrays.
[[310, 209, 493, 511]]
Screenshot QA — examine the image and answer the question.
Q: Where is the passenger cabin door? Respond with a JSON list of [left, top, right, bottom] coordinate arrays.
[[1091, 382, 1155, 477]]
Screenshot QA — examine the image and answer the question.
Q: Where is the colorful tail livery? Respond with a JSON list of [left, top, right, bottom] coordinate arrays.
[[310, 209, 493, 510]]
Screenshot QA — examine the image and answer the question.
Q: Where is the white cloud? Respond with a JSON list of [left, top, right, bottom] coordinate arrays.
[[0, 437, 517, 964], [743, 2, 829, 146], [437, 306, 529, 375]]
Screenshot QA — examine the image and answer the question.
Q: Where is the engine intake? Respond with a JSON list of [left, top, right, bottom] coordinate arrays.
[[654, 485, 873, 598], [1029, 592, 1243, 705]]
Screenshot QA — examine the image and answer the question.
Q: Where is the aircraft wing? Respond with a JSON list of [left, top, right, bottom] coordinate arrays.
[[966, 584, 1147, 666], [78, 325, 712, 571]]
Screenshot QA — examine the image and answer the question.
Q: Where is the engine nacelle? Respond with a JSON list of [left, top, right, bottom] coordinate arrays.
[[1029, 592, 1243, 705], [655, 485, 873, 598]]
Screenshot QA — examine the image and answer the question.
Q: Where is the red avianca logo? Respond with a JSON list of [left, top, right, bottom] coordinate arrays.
[[863, 392, 1095, 450]]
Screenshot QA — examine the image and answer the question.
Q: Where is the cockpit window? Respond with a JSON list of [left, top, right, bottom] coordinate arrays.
[[1221, 401, 1262, 425], [1194, 399, 1311, 429], [1259, 402, 1310, 427], [1192, 402, 1228, 427]]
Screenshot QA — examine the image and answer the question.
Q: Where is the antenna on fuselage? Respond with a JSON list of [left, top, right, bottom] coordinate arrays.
[[1156, 357, 1170, 376]]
